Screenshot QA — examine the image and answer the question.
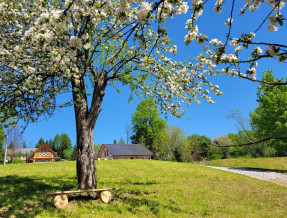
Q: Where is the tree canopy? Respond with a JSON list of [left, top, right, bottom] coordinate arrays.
[[250, 70, 287, 156], [35, 137, 45, 148], [51, 133, 72, 158], [131, 99, 166, 152]]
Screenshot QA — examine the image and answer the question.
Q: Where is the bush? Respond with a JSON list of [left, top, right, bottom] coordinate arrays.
[[10, 157, 25, 164]]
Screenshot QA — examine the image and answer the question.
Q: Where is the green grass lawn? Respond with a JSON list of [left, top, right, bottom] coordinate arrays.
[[1, 160, 287, 217], [207, 157, 287, 173]]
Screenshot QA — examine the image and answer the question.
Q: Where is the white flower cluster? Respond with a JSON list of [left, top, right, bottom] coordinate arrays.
[[197, 34, 208, 45], [225, 18, 233, 27], [70, 36, 82, 49], [266, 45, 280, 57], [138, 2, 152, 22], [214, 0, 224, 13], [229, 38, 239, 46], [251, 47, 263, 58], [184, 25, 199, 45], [156, 1, 189, 22], [169, 45, 178, 55], [268, 12, 282, 32], [176, 2, 189, 14], [246, 68, 256, 80], [234, 46, 243, 53], [191, 0, 203, 19], [210, 39, 224, 47]]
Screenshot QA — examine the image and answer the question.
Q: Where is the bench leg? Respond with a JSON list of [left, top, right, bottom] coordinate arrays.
[[100, 191, 112, 203], [52, 194, 68, 208]]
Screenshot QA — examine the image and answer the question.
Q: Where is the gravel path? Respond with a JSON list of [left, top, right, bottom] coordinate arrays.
[[207, 166, 287, 186]]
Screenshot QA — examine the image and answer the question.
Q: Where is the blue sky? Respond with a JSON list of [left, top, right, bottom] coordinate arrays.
[[20, 1, 286, 147]]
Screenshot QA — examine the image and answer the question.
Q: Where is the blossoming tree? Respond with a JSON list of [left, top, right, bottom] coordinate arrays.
[[0, 0, 285, 189]]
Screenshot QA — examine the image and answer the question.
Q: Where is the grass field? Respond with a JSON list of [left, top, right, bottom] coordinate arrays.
[[1, 160, 287, 217], [207, 157, 287, 173]]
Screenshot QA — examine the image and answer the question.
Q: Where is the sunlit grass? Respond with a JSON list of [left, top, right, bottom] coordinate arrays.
[[0, 160, 287, 217]]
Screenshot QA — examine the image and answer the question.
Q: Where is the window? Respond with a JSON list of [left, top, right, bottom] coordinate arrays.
[[45, 159, 49, 162], [37, 160, 42, 162], [42, 149, 46, 152]]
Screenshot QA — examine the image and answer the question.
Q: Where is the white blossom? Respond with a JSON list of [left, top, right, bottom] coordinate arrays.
[[70, 36, 82, 49], [84, 43, 90, 50], [138, 2, 152, 22], [225, 18, 233, 27]]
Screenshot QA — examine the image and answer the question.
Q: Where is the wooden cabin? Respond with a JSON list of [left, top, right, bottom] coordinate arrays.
[[27, 144, 58, 163], [97, 144, 153, 160]]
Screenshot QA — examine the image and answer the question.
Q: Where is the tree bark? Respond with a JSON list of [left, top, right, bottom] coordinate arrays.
[[72, 70, 107, 190], [76, 124, 96, 189]]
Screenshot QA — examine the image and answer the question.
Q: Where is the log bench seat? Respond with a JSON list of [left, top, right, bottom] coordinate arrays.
[[44, 188, 117, 208]]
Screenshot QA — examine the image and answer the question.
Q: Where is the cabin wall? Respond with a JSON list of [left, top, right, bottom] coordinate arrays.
[[28, 158, 54, 163]]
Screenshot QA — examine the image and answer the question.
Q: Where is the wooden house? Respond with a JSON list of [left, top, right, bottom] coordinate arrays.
[[97, 144, 153, 160], [27, 144, 58, 163]]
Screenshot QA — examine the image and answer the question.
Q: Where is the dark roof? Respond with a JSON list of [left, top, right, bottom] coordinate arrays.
[[6, 148, 37, 156], [103, 144, 153, 156]]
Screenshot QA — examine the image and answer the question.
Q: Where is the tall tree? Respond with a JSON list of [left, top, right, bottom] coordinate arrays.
[[22, 141, 27, 149], [60, 133, 72, 158], [125, 124, 133, 144], [71, 145, 77, 161], [52, 133, 72, 157], [35, 137, 45, 148], [166, 126, 188, 162], [118, 137, 125, 144], [0, 1, 221, 189], [213, 135, 232, 159], [0, 126, 4, 149], [5, 127, 23, 161], [131, 99, 167, 152], [152, 127, 171, 160], [1, 1, 284, 189], [250, 71, 287, 156], [53, 134, 62, 154], [187, 134, 212, 160], [0, 126, 5, 163], [47, 139, 54, 151]]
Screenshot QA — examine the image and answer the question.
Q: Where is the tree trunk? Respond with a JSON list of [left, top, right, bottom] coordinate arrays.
[[72, 70, 107, 190], [76, 124, 96, 189]]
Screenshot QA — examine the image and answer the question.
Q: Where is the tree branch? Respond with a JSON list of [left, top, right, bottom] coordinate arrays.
[[216, 137, 287, 147]]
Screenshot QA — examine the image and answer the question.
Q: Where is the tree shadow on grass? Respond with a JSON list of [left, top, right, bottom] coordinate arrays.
[[229, 167, 287, 174], [0, 175, 76, 217], [118, 195, 193, 216], [105, 179, 159, 186]]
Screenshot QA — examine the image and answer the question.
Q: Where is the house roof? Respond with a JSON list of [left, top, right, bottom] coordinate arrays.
[[102, 144, 153, 156], [6, 148, 37, 155]]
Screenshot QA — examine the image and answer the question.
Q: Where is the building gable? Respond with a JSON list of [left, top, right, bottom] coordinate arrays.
[[27, 144, 58, 163], [97, 144, 153, 159]]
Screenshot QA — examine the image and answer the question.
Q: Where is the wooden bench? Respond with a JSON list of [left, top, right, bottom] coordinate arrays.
[[44, 188, 117, 208]]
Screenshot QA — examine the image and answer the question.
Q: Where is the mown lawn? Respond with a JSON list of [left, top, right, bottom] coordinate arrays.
[[0, 160, 287, 217], [207, 157, 287, 173]]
